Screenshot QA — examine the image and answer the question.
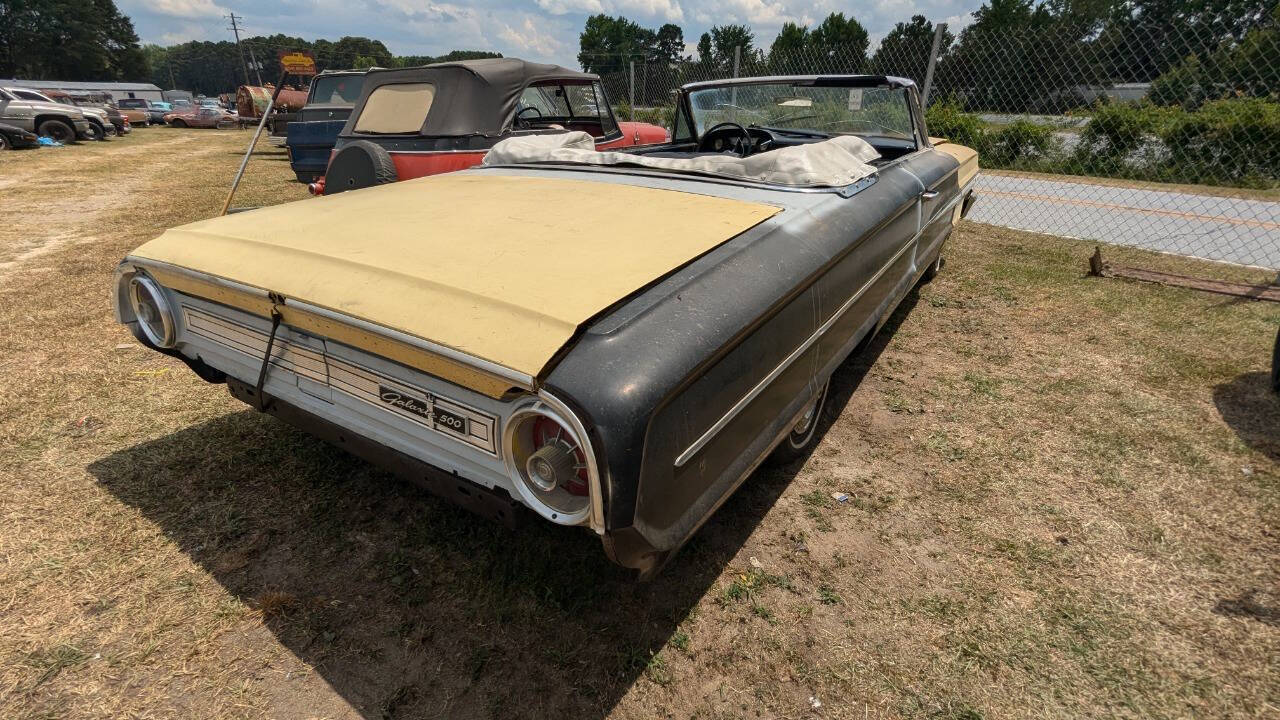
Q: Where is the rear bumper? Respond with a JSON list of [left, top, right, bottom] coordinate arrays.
[[226, 377, 524, 526]]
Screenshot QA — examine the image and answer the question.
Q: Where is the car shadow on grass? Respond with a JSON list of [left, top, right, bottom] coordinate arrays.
[[1212, 370, 1280, 463], [87, 290, 916, 719]]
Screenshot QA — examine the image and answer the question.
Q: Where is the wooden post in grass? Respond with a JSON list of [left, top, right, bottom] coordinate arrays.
[[220, 50, 317, 216]]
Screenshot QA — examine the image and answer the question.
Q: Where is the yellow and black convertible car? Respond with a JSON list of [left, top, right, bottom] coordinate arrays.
[[115, 75, 977, 577]]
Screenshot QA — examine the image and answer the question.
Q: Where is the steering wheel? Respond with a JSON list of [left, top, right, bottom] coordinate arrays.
[[699, 121, 754, 157], [515, 105, 542, 128]]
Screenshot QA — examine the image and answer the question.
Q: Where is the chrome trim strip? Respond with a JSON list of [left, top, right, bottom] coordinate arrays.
[[127, 257, 535, 391], [673, 189, 966, 469]]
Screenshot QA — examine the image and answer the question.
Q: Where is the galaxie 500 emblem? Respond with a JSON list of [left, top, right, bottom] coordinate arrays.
[[378, 385, 469, 435]]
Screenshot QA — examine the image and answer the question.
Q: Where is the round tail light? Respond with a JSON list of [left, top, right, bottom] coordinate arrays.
[[503, 404, 593, 524], [127, 274, 176, 348]]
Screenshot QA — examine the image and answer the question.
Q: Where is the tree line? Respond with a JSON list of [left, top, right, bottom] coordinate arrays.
[[145, 36, 500, 96], [0, 0, 499, 95], [578, 0, 1277, 112]]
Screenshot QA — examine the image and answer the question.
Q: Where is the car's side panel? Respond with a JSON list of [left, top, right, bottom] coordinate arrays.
[[544, 169, 927, 564]]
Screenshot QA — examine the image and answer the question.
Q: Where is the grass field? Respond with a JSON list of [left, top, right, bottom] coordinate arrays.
[[0, 129, 1277, 719]]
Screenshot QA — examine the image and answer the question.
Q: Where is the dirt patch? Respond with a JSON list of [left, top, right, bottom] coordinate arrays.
[[0, 138, 1276, 719], [0, 133, 209, 276]]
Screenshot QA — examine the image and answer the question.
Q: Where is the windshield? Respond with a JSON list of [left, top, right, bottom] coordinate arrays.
[[515, 81, 618, 137], [310, 75, 364, 105], [687, 83, 916, 142]]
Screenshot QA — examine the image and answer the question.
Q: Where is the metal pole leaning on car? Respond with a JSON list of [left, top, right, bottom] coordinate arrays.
[[221, 70, 286, 216]]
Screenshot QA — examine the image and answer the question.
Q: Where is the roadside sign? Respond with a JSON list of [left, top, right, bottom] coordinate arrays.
[[277, 50, 317, 76]]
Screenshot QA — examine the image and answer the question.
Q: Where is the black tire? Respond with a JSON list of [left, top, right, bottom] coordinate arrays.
[[294, 171, 319, 184], [37, 118, 75, 144], [85, 122, 106, 141], [1270, 327, 1279, 394], [325, 140, 398, 194], [170, 119, 187, 128], [771, 380, 830, 463], [0, 133, 9, 150]]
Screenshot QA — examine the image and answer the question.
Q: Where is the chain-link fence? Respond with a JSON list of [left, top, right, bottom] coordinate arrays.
[[596, 16, 1280, 270]]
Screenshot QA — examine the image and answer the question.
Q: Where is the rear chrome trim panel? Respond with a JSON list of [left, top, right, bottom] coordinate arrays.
[[183, 305, 500, 456]]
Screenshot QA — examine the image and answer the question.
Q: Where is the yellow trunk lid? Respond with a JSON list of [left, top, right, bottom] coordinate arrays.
[[130, 173, 779, 394]]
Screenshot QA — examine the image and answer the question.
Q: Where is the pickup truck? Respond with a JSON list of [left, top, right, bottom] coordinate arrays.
[[0, 87, 93, 142]]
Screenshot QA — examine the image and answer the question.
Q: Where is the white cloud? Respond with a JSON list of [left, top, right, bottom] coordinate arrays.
[[498, 17, 568, 60], [147, 0, 226, 19], [535, 0, 604, 15], [613, 0, 684, 22]]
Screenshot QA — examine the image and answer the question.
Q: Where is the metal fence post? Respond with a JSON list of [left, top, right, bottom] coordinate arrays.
[[921, 22, 947, 107], [732, 46, 741, 105], [629, 60, 635, 121]]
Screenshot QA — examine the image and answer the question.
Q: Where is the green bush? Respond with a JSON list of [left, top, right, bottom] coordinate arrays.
[[925, 97, 985, 148], [983, 120, 1058, 166], [612, 103, 673, 129], [1159, 98, 1280, 188], [1073, 101, 1164, 175]]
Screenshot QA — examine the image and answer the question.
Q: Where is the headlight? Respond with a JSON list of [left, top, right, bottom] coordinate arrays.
[[503, 401, 594, 526], [127, 273, 176, 348]]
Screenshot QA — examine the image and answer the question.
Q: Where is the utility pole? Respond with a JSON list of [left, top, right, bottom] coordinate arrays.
[[226, 13, 251, 87], [166, 56, 176, 90]]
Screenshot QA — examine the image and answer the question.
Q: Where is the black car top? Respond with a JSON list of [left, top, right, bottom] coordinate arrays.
[[342, 58, 599, 138]]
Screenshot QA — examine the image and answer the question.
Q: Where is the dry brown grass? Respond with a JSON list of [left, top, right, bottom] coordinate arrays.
[[0, 131, 1276, 719]]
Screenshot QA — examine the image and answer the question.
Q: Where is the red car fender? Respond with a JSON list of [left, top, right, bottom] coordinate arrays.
[[313, 124, 671, 195], [615, 121, 670, 146]]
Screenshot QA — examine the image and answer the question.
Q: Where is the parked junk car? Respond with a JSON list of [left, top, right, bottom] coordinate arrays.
[[69, 92, 131, 135], [5, 87, 112, 140], [0, 121, 40, 149], [30, 89, 117, 139], [114, 75, 977, 576], [285, 70, 368, 183], [115, 98, 154, 126], [235, 85, 308, 140], [312, 58, 669, 195], [0, 87, 93, 142], [163, 106, 237, 129]]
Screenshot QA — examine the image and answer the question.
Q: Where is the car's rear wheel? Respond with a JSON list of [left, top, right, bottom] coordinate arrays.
[[37, 119, 75, 144], [771, 380, 830, 463], [325, 140, 398, 194]]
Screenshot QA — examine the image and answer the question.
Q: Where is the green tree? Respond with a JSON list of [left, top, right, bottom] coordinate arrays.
[[0, 0, 148, 80], [870, 15, 954, 83], [578, 14, 657, 75], [768, 22, 810, 73], [655, 23, 685, 64], [810, 12, 869, 71]]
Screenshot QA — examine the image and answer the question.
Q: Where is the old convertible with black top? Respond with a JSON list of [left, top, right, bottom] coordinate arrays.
[[114, 75, 978, 577]]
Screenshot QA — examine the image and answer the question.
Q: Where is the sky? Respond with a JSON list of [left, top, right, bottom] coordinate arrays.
[[120, 0, 984, 67]]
